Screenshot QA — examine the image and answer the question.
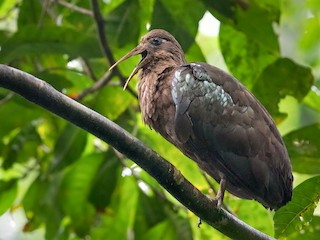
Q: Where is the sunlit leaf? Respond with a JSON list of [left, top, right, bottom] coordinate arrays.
[[142, 220, 176, 240], [151, 0, 206, 51], [59, 153, 104, 236], [228, 199, 274, 236], [49, 124, 87, 172], [252, 58, 314, 120], [0, 179, 17, 215], [283, 123, 320, 174], [234, 1, 280, 52], [219, 24, 277, 89], [274, 176, 320, 238], [106, 0, 142, 47], [22, 175, 63, 239], [0, 26, 102, 63], [89, 151, 122, 209], [91, 86, 133, 120], [1, 122, 41, 169], [91, 176, 139, 240]]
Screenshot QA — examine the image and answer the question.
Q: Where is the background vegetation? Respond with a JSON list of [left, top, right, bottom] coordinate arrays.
[[0, 0, 319, 239]]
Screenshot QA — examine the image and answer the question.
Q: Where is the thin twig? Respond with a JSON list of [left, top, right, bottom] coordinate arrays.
[[75, 70, 114, 100], [90, 0, 138, 99], [0, 92, 14, 105], [80, 58, 98, 82], [56, 0, 93, 16]]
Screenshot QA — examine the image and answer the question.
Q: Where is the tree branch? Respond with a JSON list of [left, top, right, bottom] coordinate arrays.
[[0, 64, 274, 240]]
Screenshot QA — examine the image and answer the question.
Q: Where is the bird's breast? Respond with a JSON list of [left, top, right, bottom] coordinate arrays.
[[138, 71, 178, 143]]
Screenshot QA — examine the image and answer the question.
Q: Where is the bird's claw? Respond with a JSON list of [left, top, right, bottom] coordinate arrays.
[[197, 218, 202, 228]]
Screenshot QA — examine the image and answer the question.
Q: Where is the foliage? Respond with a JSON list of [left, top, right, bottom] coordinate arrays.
[[0, 0, 319, 239]]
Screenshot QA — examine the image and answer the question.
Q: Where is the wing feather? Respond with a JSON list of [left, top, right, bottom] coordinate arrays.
[[171, 63, 292, 209]]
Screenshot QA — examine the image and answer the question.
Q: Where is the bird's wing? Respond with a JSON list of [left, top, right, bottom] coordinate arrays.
[[171, 63, 291, 207]]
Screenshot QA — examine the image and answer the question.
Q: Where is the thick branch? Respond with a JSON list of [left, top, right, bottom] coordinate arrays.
[[0, 64, 274, 240]]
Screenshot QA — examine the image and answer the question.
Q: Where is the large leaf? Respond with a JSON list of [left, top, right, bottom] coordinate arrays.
[[0, 26, 102, 63], [59, 153, 104, 236], [91, 86, 133, 120], [282, 216, 320, 240], [151, 0, 206, 51], [17, 0, 43, 27], [303, 81, 320, 112], [22, 175, 63, 240], [233, 0, 280, 52], [274, 176, 320, 238], [252, 58, 314, 120], [283, 123, 320, 174], [219, 24, 277, 89], [1, 122, 41, 170], [228, 199, 274, 236], [91, 175, 139, 240], [105, 0, 142, 47], [49, 123, 87, 172], [0, 99, 42, 138], [134, 190, 167, 238], [0, 179, 17, 215], [89, 150, 122, 209]]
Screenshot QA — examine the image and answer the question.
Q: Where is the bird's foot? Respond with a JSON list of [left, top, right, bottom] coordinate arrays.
[[213, 177, 226, 209], [197, 218, 202, 228], [212, 197, 223, 209]]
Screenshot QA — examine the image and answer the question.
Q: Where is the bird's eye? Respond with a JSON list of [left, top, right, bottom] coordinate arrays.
[[149, 37, 162, 46]]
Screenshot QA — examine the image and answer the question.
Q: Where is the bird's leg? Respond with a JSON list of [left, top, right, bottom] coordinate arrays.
[[214, 177, 226, 209]]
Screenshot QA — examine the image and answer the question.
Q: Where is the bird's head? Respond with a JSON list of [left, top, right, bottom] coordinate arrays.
[[109, 29, 186, 89]]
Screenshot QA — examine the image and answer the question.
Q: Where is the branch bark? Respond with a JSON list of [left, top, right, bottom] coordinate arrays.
[[0, 64, 274, 240]]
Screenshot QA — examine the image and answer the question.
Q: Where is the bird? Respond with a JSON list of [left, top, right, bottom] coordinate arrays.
[[109, 29, 293, 210]]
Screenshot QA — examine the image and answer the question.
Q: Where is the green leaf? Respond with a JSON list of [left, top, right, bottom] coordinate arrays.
[[303, 81, 320, 112], [137, 119, 207, 188], [23, 175, 63, 239], [17, 0, 43, 27], [0, 99, 42, 138], [59, 153, 104, 236], [0, 0, 17, 17], [35, 72, 73, 92], [89, 151, 122, 209], [141, 211, 192, 240], [185, 41, 206, 63], [142, 220, 176, 240], [283, 216, 320, 240], [298, 17, 320, 66], [234, 0, 280, 52], [219, 24, 277, 89], [106, 0, 142, 48], [134, 191, 167, 238], [283, 123, 320, 174], [228, 199, 274, 236], [202, 0, 236, 21], [0, 179, 18, 215], [252, 58, 314, 120], [0, 26, 102, 63], [151, 0, 206, 51], [1, 122, 41, 169], [91, 176, 139, 240], [49, 124, 87, 172], [92, 86, 133, 120], [274, 176, 320, 238]]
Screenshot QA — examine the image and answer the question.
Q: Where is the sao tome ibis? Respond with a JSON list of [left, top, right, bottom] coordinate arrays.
[[110, 29, 293, 210]]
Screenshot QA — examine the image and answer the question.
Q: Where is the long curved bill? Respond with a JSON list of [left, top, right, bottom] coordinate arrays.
[[109, 45, 145, 90]]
